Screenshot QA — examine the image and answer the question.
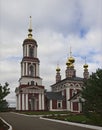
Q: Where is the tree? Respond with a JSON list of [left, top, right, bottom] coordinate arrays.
[[0, 82, 10, 111], [82, 69, 102, 124]]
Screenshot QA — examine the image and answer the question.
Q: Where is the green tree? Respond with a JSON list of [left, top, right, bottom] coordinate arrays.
[[82, 69, 102, 124], [0, 82, 10, 111]]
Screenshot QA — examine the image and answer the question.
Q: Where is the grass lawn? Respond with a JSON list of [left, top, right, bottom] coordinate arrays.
[[44, 114, 102, 127], [17, 110, 70, 115]]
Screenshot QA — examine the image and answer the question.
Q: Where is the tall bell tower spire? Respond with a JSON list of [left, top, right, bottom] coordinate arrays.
[[28, 16, 33, 39], [15, 17, 45, 111], [19, 16, 42, 85]]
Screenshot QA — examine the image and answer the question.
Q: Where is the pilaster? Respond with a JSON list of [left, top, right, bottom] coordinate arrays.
[[39, 94, 41, 110], [26, 94, 28, 110], [41, 93, 44, 110], [66, 87, 70, 111], [22, 94, 24, 110], [18, 94, 21, 110], [49, 100, 52, 111]]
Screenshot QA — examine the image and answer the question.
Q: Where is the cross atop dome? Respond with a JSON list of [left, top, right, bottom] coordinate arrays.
[[28, 16, 33, 39], [56, 62, 61, 72], [83, 57, 88, 69], [66, 47, 75, 68], [68, 46, 75, 64]]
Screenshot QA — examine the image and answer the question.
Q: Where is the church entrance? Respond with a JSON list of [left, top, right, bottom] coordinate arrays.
[[30, 98, 37, 110]]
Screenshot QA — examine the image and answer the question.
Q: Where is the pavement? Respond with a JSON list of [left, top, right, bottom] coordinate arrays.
[[0, 112, 101, 130]]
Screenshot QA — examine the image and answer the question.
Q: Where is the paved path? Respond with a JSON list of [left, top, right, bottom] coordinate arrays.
[[0, 112, 94, 130]]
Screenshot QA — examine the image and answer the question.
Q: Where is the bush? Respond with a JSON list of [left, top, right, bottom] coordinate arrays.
[[88, 112, 102, 126]]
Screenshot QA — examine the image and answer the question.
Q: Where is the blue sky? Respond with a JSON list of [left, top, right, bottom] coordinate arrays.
[[0, 0, 102, 107]]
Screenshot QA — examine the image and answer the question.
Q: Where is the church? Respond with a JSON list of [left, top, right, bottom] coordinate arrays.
[[15, 17, 89, 112]]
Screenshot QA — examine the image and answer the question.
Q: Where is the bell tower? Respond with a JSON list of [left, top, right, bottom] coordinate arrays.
[[19, 16, 42, 86], [15, 17, 45, 111]]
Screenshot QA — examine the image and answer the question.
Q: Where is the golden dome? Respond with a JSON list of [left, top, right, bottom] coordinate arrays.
[[83, 64, 88, 69], [66, 60, 71, 66], [70, 63, 74, 68], [56, 66, 60, 72], [68, 56, 75, 63]]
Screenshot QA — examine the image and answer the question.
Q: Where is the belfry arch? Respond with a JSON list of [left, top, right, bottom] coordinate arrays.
[[29, 46, 34, 57], [29, 64, 35, 77]]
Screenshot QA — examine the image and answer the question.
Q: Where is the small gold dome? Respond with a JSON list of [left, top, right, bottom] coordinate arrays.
[[56, 66, 60, 72], [70, 63, 74, 68], [68, 56, 75, 63], [83, 64, 88, 69], [66, 61, 71, 66]]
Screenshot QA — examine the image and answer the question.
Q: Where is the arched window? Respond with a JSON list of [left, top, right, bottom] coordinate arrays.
[[31, 81, 34, 85], [29, 65, 34, 76], [29, 46, 34, 57]]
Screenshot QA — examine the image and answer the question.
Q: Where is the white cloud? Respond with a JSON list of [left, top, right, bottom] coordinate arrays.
[[79, 0, 102, 29]]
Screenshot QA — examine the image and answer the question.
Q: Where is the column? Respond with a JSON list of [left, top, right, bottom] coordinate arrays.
[[66, 87, 70, 111], [26, 62, 28, 75], [41, 94, 44, 110], [24, 45, 26, 57], [26, 94, 28, 110], [25, 45, 26, 56], [49, 100, 52, 110], [18, 94, 21, 110], [16, 95, 18, 110], [36, 64, 39, 77], [35, 46, 37, 57], [27, 45, 29, 57], [20, 93, 22, 110], [22, 62, 24, 76], [39, 94, 41, 110], [24, 63, 26, 76], [22, 94, 24, 110], [78, 102, 82, 113], [38, 64, 39, 76], [23, 45, 25, 57], [70, 101, 73, 112]]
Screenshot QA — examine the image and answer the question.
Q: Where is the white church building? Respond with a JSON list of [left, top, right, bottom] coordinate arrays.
[[15, 17, 89, 112]]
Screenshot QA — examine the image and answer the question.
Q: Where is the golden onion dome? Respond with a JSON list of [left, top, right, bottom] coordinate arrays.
[[70, 63, 74, 68], [68, 56, 75, 63], [66, 60, 71, 66], [56, 66, 61, 72], [83, 64, 88, 69]]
